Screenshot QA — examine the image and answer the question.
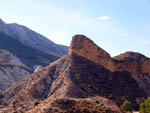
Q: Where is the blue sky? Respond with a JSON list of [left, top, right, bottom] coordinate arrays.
[[0, 0, 150, 57]]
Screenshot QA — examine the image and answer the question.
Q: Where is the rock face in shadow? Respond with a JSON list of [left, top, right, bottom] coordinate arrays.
[[0, 35, 149, 112]]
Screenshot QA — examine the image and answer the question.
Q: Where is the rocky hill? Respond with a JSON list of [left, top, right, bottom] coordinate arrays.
[[113, 51, 150, 95], [0, 49, 32, 93], [0, 18, 68, 68], [0, 35, 149, 113], [0, 63, 32, 93]]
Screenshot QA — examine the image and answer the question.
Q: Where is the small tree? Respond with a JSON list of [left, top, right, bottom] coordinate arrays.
[[121, 100, 133, 113], [140, 103, 146, 113], [140, 97, 150, 113]]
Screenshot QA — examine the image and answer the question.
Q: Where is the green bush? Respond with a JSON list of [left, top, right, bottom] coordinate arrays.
[[34, 101, 39, 106], [140, 97, 150, 113], [121, 100, 133, 112]]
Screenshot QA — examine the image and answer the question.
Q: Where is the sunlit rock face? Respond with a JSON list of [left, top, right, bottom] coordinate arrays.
[[69, 35, 114, 71]]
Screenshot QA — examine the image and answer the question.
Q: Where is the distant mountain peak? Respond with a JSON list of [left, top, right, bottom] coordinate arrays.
[[0, 18, 68, 57], [0, 18, 5, 24]]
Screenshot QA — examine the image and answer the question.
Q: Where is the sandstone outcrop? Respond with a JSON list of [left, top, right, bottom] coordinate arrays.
[[69, 35, 114, 71]]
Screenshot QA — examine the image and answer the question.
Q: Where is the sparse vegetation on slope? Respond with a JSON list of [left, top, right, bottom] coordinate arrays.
[[27, 97, 123, 113]]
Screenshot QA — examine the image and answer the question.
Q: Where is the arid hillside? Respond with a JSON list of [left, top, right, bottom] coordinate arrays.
[[0, 49, 32, 92], [0, 35, 149, 113]]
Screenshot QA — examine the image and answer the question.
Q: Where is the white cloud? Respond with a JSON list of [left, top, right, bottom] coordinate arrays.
[[97, 16, 110, 21]]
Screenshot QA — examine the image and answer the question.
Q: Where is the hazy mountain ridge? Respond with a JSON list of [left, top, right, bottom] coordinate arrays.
[[0, 32, 59, 68], [0, 35, 149, 113], [0, 18, 68, 57]]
